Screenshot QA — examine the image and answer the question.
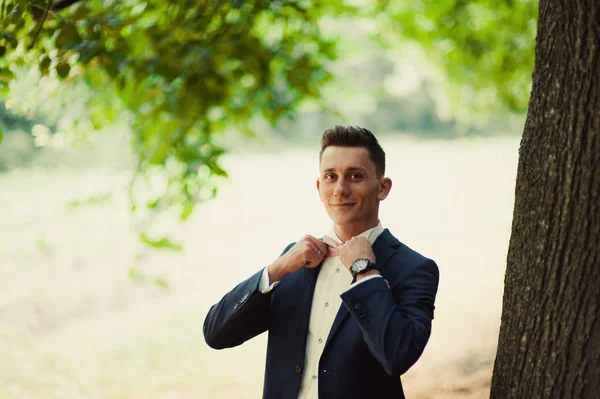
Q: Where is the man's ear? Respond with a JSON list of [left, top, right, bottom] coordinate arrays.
[[377, 177, 392, 201], [316, 178, 322, 201]]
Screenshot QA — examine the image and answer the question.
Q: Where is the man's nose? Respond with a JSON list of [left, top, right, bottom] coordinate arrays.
[[334, 179, 350, 197]]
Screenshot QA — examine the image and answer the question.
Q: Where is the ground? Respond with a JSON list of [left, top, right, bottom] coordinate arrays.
[[0, 136, 518, 398]]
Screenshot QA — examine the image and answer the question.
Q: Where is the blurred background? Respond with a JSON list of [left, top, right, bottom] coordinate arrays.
[[0, 0, 536, 398]]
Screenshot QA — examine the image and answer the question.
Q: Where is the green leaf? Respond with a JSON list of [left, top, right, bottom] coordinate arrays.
[[0, 67, 14, 80], [67, 193, 111, 208], [38, 55, 51, 74], [56, 62, 70, 78], [154, 278, 169, 289], [180, 203, 194, 221], [128, 266, 146, 282], [146, 197, 161, 209], [139, 233, 183, 252], [55, 24, 83, 48], [36, 237, 53, 252], [49, 10, 69, 24], [0, 129, 3, 146]]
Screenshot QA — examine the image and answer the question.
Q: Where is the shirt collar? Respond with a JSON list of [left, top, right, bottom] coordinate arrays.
[[326, 221, 384, 246]]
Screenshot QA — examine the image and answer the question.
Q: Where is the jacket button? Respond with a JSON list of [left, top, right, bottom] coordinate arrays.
[[354, 304, 362, 310], [295, 365, 302, 374]]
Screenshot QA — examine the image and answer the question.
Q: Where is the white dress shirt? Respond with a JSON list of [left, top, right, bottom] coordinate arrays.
[[259, 222, 384, 399]]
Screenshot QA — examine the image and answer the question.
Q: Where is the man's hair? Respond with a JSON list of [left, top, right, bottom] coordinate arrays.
[[319, 125, 386, 177]]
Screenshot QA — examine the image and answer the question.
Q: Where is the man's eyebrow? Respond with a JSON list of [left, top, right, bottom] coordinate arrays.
[[346, 166, 367, 172], [321, 166, 367, 173]]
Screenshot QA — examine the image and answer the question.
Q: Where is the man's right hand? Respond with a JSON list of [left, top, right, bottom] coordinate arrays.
[[268, 235, 330, 284]]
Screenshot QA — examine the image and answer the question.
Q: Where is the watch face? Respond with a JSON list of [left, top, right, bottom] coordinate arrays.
[[352, 259, 369, 273]]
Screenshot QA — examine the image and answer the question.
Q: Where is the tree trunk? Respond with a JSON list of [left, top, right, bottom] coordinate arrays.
[[491, 0, 600, 398]]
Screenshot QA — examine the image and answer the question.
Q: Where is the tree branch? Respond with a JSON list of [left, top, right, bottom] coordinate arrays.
[[53, 0, 83, 11], [30, 0, 53, 49]]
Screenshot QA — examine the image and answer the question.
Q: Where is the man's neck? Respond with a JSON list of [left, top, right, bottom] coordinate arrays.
[[334, 220, 379, 243]]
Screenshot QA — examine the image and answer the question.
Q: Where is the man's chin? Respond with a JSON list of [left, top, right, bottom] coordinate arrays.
[[326, 214, 356, 226]]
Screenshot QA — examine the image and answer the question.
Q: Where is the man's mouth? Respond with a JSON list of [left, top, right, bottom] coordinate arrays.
[[331, 203, 356, 207]]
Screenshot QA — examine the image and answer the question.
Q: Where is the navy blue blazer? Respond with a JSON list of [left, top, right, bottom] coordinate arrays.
[[203, 229, 439, 399]]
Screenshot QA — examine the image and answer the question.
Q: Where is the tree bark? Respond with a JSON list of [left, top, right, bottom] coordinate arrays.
[[491, 0, 600, 398]]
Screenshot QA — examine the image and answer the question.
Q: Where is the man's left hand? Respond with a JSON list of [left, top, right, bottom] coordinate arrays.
[[324, 236, 376, 271]]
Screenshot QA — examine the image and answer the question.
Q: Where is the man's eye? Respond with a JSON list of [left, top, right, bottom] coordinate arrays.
[[325, 174, 336, 181], [349, 173, 363, 180]]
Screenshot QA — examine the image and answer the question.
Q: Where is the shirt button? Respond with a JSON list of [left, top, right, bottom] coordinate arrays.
[[336, 268, 340, 273], [325, 302, 329, 307], [312, 375, 317, 380], [318, 338, 323, 343]]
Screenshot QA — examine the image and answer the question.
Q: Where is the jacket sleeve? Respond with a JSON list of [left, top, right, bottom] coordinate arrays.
[[203, 243, 295, 349], [340, 258, 439, 376]]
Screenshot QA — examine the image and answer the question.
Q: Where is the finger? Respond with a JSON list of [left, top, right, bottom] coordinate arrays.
[[306, 240, 327, 258], [303, 236, 322, 256], [315, 240, 329, 256], [299, 234, 316, 245], [305, 241, 319, 255], [303, 251, 321, 268], [355, 236, 370, 244], [304, 261, 320, 269], [322, 235, 339, 249], [307, 234, 331, 248], [301, 246, 316, 267], [305, 242, 324, 261], [304, 235, 324, 248]]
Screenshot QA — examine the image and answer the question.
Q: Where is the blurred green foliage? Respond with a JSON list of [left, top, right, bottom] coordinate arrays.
[[0, 0, 345, 217], [0, 101, 39, 170], [154, 277, 169, 289], [66, 192, 111, 208], [378, 0, 537, 113], [0, 0, 537, 222], [128, 266, 146, 282], [139, 233, 183, 252]]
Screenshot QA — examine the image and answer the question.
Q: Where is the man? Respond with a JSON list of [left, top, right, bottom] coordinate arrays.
[[203, 126, 439, 398]]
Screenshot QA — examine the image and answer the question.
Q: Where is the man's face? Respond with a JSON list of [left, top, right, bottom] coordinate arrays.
[[317, 146, 391, 231]]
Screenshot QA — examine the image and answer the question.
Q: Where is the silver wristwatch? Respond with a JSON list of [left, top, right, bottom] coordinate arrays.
[[350, 258, 378, 277]]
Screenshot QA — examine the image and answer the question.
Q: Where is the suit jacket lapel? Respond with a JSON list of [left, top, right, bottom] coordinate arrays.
[[324, 229, 399, 348]]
